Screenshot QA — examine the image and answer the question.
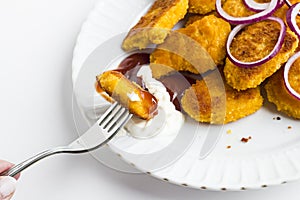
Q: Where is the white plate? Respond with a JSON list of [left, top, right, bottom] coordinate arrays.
[[72, 0, 300, 191]]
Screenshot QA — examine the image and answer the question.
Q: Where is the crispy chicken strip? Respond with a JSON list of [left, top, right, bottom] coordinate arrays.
[[122, 0, 188, 51]]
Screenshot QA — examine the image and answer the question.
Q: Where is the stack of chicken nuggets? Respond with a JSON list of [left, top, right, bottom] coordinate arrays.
[[221, 0, 300, 119], [122, 0, 300, 123]]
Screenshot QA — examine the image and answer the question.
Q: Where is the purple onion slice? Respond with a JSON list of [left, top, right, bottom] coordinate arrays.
[[285, 0, 300, 17], [216, 0, 279, 24], [285, 0, 294, 7], [286, 2, 300, 38], [226, 17, 286, 68], [242, 0, 270, 12], [284, 51, 300, 100]]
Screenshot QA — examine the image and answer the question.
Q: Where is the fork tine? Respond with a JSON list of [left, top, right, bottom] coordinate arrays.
[[98, 102, 132, 138], [103, 106, 126, 130], [99, 102, 120, 127], [108, 112, 133, 135]]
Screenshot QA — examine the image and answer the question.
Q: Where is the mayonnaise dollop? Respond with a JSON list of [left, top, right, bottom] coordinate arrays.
[[123, 65, 185, 139]]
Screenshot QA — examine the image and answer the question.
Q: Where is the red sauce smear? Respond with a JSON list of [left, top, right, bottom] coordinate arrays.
[[116, 53, 149, 87], [116, 53, 203, 111]]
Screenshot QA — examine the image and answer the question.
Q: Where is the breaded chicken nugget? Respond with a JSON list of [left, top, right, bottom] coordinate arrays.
[[150, 15, 231, 78], [222, 0, 300, 23], [185, 12, 218, 26], [274, 2, 300, 27], [224, 20, 298, 91], [122, 0, 188, 51], [222, 0, 254, 17], [185, 14, 205, 26], [188, 0, 224, 15], [96, 70, 158, 120], [181, 69, 263, 124], [265, 65, 300, 119]]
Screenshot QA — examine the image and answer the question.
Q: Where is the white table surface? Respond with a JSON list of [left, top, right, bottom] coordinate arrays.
[[0, 0, 299, 199]]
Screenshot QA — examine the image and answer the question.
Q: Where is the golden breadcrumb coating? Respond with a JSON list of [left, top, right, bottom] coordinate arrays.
[[274, 4, 290, 23], [222, 0, 254, 17], [289, 58, 300, 95], [181, 70, 263, 124], [224, 20, 298, 91], [222, 0, 276, 17], [222, 0, 300, 24], [150, 15, 231, 78], [185, 12, 218, 27], [188, 0, 224, 14], [96, 70, 158, 120], [274, 2, 300, 27], [265, 65, 300, 119], [185, 14, 205, 26], [122, 0, 188, 51]]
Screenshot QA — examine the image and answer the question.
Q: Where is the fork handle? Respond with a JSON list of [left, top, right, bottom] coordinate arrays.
[[1, 147, 65, 177]]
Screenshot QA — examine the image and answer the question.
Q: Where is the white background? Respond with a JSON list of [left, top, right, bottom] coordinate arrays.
[[0, 0, 299, 199]]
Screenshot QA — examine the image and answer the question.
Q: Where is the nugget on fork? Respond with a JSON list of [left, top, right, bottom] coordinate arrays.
[[96, 70, 158, 120]]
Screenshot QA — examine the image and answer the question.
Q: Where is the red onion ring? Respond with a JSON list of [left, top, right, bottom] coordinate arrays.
[[243, 0, 269, 12], [286, 2, 300, 38], [278, 0, 285, 9], [284, 51, 300, 100], [243, 0, 285, 12], [285, 0, 294, 7], [226, 17, 286, 68], [216, 0, 280, 24], [285, 0, 300, 17]]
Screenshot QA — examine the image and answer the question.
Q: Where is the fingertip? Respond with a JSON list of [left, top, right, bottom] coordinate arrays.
[[3, 192, 14, 200], [0, 176, 17, 199], [13, 173, 20, 181], [0, 161, 13, 173]]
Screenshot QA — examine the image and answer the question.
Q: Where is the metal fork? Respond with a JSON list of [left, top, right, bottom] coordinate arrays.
[[1, 102, 132, 177]]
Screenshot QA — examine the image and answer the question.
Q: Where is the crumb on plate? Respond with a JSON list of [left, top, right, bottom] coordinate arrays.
[[241, 136, 252, 143]]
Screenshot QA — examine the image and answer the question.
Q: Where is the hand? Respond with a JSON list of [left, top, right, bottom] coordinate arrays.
[[0, 160, 18, 200]]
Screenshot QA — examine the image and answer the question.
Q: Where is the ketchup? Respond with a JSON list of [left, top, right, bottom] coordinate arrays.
[[116, 53, 150, 87], [115, 53, 203, 111]]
